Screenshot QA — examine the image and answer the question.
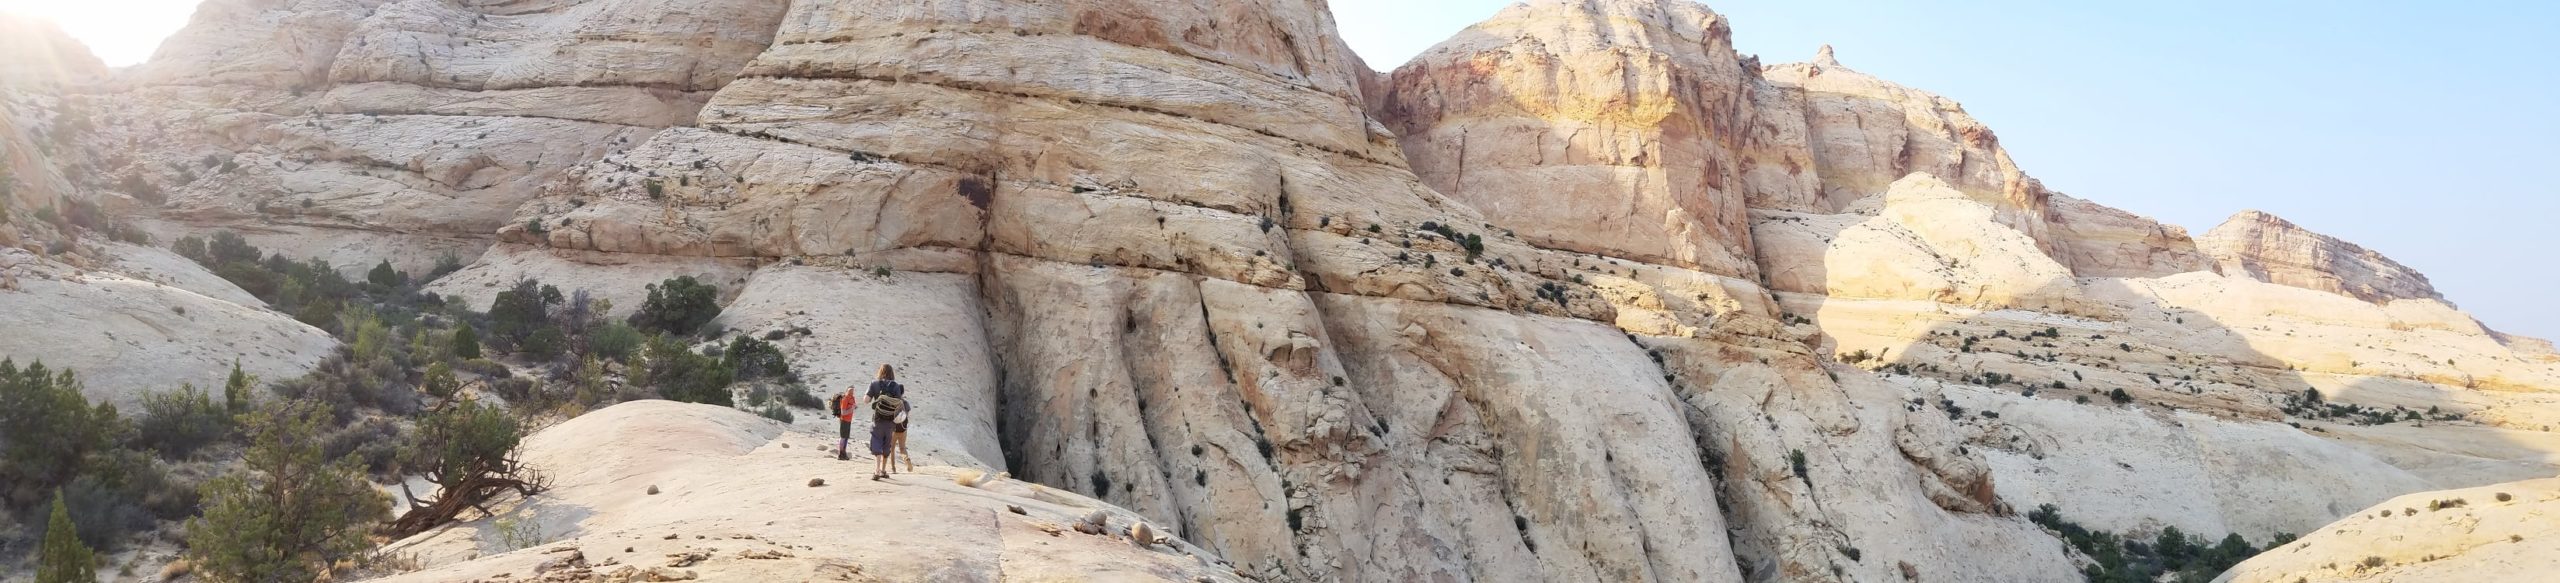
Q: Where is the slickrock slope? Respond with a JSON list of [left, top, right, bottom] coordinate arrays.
[[2214, 478, 2560, 583], [0, 29, 340, 405], [6, 0, 2555, 581], [2201, 209, 2445, 304], [372, 400, 1245, 582]]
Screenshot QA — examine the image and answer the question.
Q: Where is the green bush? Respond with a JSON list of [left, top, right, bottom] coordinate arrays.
[[453, 324, 483, 360], [323, 418, 404, 478], [637, 335, 733, 406], [408, 399, 524, 494], [368, 260, 404, 288], [632, 276, 722, 335], [487, 279, 555, 342], [421, 362, 460, 399], [521, 328, 568, 362], [133, 384, 232, 458], [0, 359, 121, 506], [37, 493, 96, 583], [223, 360, 254, 414], [589, 321, 644, 362], [185, 402, 388, 583], [724, 335, 789, 380], [2109, 388, 2134, 405]]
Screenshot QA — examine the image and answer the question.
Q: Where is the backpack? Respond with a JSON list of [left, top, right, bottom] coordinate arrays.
[[832, 391, 859, 419], [871, 394, 906, 422]]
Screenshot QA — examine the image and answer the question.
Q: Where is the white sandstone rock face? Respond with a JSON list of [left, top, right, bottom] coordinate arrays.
[[715, 263, 1008, 472], [16, 0, 2560, 581], [2047, 193, 2214, 278], [1937, 380, 2432, 541], [1760, 45, 2064, 258], [1753, 173, 2096, 315], [2200, 209, 2444, 303], [0, 246, 337, 409], [373, 401, 1246, 582], [1374, 0, 1781, 277], [2215, 477, 2560, 583]]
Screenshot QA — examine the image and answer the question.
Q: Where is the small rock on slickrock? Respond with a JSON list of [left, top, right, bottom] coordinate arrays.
[[665, 550, 710, 568], [646, 485, 660, 495], [808, 478, 826, 487], [1007, 504, 1027, 515]]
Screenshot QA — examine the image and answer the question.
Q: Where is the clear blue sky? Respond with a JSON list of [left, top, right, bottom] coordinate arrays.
[[1335, 0, 2560, 340]]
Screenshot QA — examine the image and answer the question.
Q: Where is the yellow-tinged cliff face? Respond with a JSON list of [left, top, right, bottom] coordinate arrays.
[[2, 1, 2552, 582]]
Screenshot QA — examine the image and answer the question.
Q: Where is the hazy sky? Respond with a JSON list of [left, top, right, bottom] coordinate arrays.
[[9, 0, 2555, 338]]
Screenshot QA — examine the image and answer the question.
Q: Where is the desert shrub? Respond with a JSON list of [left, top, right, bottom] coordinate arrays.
[[323, 418, 406, 478], [636, 335, 733, 406], [491, 514, 548, 552], [132, 383, 233, 458], [632, 276, 722, 335], [452, 324, 484, 360], [37, 493, 96, 583], [426, 252, 466, 283], [487, 279, 556, 342], [49, 474, 156, 552], [421, 362, 460, 399], [758, 404, 794, 423], [724, 335, 789, 380], [368, 260, 404, 288], [2109, 388, 2133, 405], [521, 328, 568, 362], [223, 360, 254, 414], [490, 378, 541, 405], [589, 321, 644, 362], [456, 358, 510, 379], [388, 399, 543, 536], [0, 359, 122, 506], [780, 383, 822, 410], [170, 234, 209, 264], [1787, 449, 1808, 482], [186, 402, 389, 583], [206, 231, 261, 263]]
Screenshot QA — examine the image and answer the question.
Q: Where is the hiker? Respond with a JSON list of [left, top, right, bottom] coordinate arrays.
[[891, 396, 915, 474], [866, 364, 908, 480], [831, 382, 863, 461]]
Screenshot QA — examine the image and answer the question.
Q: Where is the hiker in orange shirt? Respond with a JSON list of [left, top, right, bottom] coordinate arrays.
[[830, 382, 862, 461]]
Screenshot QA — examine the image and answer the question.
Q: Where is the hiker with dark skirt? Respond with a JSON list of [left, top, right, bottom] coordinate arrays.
[[830, 383, 863, 461], [866, 364, 908, 481]]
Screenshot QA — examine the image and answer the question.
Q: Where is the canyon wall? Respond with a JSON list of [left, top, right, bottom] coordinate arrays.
[[2, 0, 2554, 581]]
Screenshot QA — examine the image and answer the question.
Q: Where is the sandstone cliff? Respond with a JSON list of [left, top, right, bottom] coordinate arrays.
[[2201, 209, 2445, 304], [3, 0, 2555, 582]]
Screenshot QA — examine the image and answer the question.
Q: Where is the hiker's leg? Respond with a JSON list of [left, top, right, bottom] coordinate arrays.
[[896, 433, 913, 471]]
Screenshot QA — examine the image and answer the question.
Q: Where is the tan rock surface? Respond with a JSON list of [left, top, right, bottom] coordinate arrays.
[[0, 246, 337, 409], [2047, 193, 2214, 278], [2215, 477, 2560, 583], [2201, 209, 2444, 303], [371, 400, 1244, 583], [12, 0, 2559, 581], [1374, 0, 1774, 277]]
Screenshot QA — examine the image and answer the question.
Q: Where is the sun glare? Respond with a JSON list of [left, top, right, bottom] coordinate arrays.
[[0, 0, 200, 67]]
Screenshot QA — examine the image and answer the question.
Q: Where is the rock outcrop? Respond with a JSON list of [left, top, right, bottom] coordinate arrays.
[[1374, 0, 1782, 277], [2214, 477, 2560, 583], [373, 401, 1245, 582], [2200, 209, 2444, 304], [5, 0, 2556, 582]]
